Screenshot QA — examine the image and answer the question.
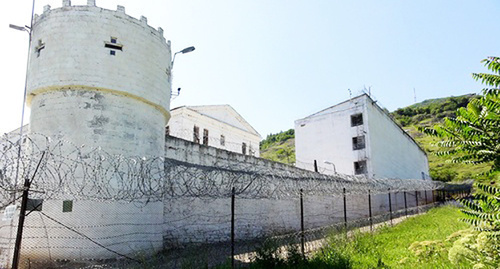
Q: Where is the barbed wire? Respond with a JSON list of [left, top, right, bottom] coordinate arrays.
[[0, 134, 442, 206]]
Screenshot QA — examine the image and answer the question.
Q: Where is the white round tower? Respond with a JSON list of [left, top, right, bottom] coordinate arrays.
[[27, 0, 171, 157], [12, 1, 171, 265]]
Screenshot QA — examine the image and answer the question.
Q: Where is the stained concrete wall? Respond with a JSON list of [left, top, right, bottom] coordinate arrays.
[[27, 2, 171, 157]]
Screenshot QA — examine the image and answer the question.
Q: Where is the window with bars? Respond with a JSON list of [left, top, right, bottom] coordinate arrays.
[[242, 142, 247, 155], [352, 135, 366, 150], [193, 125, 200, 143], [351, 113, 363, 127], [354, 160, 367, 175], [203, 129, 209, 145]]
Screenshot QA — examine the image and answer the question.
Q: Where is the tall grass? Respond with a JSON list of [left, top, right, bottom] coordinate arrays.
[[244, 206, 469, 268]]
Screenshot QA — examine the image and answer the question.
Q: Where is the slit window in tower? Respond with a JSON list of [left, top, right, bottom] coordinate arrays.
[[220, 135, 225, 146], [242, 142, 247, 155], [105, 37, 123, 56], [193, 125, 200, 143], [35, 39, 45, 57], [351, 113, 363, 127], [203, 129, 209, 145]]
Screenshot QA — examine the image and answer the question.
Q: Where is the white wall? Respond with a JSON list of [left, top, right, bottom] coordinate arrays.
[[295, 98, 366, 175], [295, 94, 429, 180], [27, 3, 171, 158], [365, 99, 430, 179], [168, 107, 261, 157]]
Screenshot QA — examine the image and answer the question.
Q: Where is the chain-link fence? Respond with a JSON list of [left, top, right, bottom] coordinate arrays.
[[0, 134, 456, 268]]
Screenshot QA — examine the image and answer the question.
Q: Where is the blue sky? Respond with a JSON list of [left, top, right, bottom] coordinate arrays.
[[1, 0, 499, 137]]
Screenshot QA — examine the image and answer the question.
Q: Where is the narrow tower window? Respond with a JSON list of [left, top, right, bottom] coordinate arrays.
[[220, 135, 225, 146], [105, 37, 123, 56], [35, 39, 45, 57]]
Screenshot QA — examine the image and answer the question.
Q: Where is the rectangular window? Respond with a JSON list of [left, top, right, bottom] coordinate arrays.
[[165, 126, 170, 136], [352, 135, 366, 150], [220, 135, 225, 146], [193, 125, 200, 143], [351, 113, 363, 127], [203, 129, 209, 145], [63, 200, 73, 213], [26, 199, 43, 212], [354, 160, 367, 175], [242, 142, 247, 155]]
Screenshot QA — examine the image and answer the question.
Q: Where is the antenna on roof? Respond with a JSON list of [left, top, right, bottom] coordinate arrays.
[[348, 89, 352, 99]]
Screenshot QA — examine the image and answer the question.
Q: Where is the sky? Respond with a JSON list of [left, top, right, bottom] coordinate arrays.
[[1, 0, 499, 138]]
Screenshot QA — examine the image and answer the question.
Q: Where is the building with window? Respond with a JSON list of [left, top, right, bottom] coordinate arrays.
[[167, 105, 261, 157], [295, 94, 429, 180]]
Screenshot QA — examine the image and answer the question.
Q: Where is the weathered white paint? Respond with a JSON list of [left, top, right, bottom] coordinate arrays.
[[27, 1, 171, 157], [295, 94, 430, 180], [167, 105, 261, 157], [9, 1, 171, 264]]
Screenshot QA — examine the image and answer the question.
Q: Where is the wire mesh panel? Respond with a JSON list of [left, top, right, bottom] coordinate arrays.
[[0, 134, 445, 268]]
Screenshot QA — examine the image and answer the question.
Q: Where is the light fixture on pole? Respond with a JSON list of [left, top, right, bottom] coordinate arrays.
[[170, 46, 195, 99], [324, 160, 336, 174], [171, 46, 195, 69], [9, 0, 35, 204]]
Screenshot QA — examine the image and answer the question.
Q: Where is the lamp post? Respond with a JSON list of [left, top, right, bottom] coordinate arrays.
[[170, 46, 195, 99], [324, 160, 336, 174], [9, 13, 34, 203], [171, 46, 195, 69]]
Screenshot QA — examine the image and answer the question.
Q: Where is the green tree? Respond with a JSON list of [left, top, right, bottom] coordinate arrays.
[[420, 57, 500, 175]]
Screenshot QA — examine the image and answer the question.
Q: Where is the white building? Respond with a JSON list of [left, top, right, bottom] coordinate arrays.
[[167, 105, 262, 157], [295, 94, 430, 180]]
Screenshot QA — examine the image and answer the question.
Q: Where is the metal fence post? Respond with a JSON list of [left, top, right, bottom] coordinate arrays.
[[231, 187, 235, 269], [388, 188, 393, 226], [404, 191, 408, 217], [415, 190, 419, 214], [343, 188, 347, 232], [368, 190, 373, 232], [12, 178, 30, 269], [12, 152, 45, 269], [300, 189, 305, 258]]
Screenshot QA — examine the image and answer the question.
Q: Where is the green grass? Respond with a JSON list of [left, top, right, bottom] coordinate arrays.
[[242, 206, 470, 269]]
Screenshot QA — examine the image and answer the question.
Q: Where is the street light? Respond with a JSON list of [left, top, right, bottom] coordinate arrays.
[[9, 24, 30, 32], [171, 46, 195, 69], [9, 16, 34, 206], [324, 160, 336, 174], [170, 46, 195, 99]]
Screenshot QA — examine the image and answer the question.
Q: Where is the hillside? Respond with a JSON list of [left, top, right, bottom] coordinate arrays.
[[259, 94, 493, 182]]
